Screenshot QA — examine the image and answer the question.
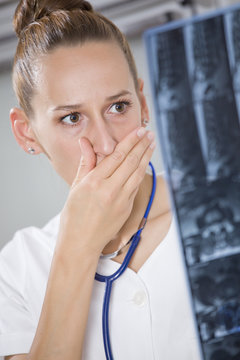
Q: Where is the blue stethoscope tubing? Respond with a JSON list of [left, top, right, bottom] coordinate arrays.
[[95, 161, 156, 360]]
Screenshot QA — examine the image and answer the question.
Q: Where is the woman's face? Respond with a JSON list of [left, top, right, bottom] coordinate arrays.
[[22, 41, 148, 185]]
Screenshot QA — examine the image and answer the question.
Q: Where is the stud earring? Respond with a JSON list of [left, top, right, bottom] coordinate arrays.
[[142, 118, 148, 126], [28, 147, 35, 154]]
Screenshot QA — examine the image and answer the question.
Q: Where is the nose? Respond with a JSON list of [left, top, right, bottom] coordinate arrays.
[[89, 118, 117, 159]]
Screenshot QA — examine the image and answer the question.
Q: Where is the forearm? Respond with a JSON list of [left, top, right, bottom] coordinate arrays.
[[28, 242, 100, 360]]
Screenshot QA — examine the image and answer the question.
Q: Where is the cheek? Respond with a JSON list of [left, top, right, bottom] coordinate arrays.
[[56, 142, 80, 166], [39, 124, 79, 160], [48, 137, 81, 183], [53, 154, 80, 186], [33, 119, 81, 184], [114, 110, 141, 142]]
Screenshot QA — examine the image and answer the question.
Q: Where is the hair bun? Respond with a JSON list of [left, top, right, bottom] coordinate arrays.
[[13, 0, 93, 38]]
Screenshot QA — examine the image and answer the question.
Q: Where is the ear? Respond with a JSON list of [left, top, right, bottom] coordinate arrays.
[[10, 107, 43, 155], [138, 78, 150, 127]]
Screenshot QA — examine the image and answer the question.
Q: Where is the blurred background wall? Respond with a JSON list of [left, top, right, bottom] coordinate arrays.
[[0, 0, 239, 249]]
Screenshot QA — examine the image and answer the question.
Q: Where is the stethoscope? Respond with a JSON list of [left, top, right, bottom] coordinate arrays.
[[95, 162, 156, 360]]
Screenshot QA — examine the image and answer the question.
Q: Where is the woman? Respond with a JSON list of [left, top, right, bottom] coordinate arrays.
[[0, 1, 199, 359]]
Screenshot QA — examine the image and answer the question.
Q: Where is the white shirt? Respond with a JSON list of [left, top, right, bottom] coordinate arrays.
[[0, 213, 201, 359]]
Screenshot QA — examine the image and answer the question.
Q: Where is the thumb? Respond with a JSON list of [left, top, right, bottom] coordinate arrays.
[[73, 137, 96, 186]]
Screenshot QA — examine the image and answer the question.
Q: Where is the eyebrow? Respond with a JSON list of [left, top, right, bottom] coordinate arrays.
[[51, 90, 133, 112]]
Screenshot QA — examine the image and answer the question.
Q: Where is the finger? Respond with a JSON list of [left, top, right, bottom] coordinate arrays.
[[128, 186, 139, 204], [94, 126, 147, 178], [127, 143, 156, 200], [109, 131, 155, 189], [72, 137, 96, 186]]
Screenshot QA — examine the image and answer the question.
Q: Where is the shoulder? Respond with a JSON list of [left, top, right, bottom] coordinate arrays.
[[1, 212, 61, 258], [0, 213, 61, 291]]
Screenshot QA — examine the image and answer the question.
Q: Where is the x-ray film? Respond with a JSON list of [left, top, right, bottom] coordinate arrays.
[[145, 4, 240, 360]]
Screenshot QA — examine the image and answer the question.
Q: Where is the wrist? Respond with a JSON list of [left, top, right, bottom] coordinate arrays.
[[54, 238, 101, 266]]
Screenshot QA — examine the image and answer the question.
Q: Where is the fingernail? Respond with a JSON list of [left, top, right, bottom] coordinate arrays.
[[150, 141, 156, 149], [147, 131, 155, 141], [137, 127, 146, 137]]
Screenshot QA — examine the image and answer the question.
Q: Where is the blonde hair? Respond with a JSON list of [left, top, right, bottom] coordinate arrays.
[[13, 0, 139, 117]]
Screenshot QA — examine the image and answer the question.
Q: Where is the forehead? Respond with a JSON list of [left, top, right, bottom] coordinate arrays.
[[36, 41, 135, 104]]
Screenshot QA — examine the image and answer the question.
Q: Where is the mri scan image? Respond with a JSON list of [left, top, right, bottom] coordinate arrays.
[[145, 4, 240, 360]]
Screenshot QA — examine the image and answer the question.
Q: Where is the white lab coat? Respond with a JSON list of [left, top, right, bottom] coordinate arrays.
[[0, 212, 201, 359]]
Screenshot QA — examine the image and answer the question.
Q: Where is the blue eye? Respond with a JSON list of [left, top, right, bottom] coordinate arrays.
[[61, 112, 81, 126]]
